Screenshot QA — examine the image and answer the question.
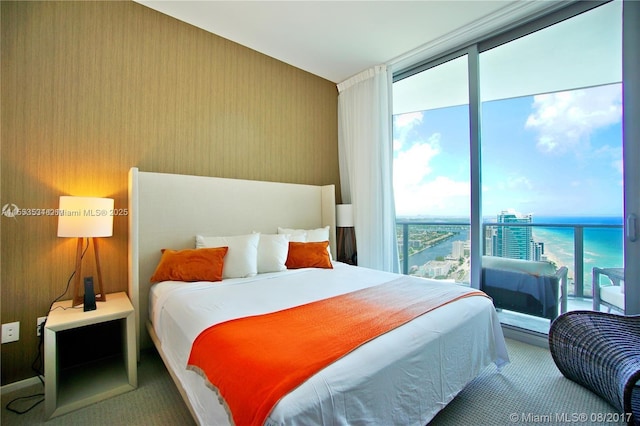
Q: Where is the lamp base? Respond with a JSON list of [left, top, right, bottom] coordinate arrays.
[[83, 277, 97, 312], [337, 227, 357, 266], [72, 238, 107, 308]]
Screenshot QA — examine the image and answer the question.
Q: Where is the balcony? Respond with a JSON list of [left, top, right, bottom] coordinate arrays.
[[396, 220, 624, 332]]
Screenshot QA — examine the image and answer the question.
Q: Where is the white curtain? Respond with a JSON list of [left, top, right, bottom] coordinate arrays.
[[337, 65, 398, 272]]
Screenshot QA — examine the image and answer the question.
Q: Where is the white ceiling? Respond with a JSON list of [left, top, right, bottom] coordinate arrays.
[[135, 1, 564, 84]]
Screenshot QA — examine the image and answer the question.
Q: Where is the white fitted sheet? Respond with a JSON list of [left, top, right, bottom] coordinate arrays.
[[150, 262, 509, 426]]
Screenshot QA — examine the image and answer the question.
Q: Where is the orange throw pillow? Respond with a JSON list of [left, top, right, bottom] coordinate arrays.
[[285, 241, 333, 269], [150, 247, 228, 283]]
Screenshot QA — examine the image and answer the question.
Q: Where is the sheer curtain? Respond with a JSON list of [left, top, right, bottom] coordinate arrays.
[[337, 65, 398, 272]]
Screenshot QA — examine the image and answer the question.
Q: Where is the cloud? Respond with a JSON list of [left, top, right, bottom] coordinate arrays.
[[593, 144, 623, 177], [395, 112, 423, 128], [394, 175, 469, 217], [392, 111, 470, 217], [394, 133, 441, 187], [393, 131, 471, 216], [613, 159, 623, 175], [393, 112, 423, 152], [525, 84, 622, 154], [497, 175, 533, 191]]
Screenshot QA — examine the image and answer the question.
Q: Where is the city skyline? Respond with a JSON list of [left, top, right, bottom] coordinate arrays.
[[392, 83, 623, 219]]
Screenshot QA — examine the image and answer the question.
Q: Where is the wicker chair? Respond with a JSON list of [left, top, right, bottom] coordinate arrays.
[[549, 311, 640, 425]]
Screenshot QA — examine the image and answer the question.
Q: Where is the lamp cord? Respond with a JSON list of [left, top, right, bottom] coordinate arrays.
[[48, 238, 90, 311], [5, 239, 89, 415]]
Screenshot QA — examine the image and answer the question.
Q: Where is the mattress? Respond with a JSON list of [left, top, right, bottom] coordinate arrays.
[[150, 262, 509, 426]]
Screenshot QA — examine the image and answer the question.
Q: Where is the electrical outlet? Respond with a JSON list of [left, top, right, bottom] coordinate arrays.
[[2, 321, 20, 344], [37, 317, 47, 337]]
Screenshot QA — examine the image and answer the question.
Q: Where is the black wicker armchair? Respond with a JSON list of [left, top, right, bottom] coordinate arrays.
[[549, 311, 640, 425]]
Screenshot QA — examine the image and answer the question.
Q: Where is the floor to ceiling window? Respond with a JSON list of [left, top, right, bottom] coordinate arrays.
[[392, 0, 626, 336], [393, 55, 470, 283]]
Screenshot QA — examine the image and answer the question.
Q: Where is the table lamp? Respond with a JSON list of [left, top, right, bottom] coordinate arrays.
[[57, 196, 114, 307], [336, 204, 357, 265]]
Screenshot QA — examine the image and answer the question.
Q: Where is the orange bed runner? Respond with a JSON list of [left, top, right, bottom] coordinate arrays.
[[187, 277, 487, 426]]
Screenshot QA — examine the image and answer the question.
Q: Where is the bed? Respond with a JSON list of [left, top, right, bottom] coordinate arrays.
[[128, 167, 509, 426]]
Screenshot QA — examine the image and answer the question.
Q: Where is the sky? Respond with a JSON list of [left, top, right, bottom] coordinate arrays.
[[392, 84, 623, 219]]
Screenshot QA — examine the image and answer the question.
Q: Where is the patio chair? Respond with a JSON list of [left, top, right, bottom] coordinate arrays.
[[593, 267, 625, 313], [549, 310, 640, 425], [480, 256, 568, 320]]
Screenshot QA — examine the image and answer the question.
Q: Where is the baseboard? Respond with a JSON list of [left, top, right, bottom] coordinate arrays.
[[501, 324, 550, 349], [1, 376, 42, 395]]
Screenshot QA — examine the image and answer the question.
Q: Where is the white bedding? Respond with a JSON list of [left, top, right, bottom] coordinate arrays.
[[150, 261, 509, 426]]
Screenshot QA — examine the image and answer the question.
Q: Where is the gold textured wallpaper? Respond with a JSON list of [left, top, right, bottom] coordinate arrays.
[[1, 1, 338, 384]]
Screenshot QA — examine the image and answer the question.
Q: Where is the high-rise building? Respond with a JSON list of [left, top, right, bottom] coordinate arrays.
[[532, 241, 545, 261], [451, 240, 467, 259], [484, 225, 495, 256], [492, 209, 533, 260]]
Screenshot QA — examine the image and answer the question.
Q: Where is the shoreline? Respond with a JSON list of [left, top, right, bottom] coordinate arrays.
[[403, 226, 622, 286]]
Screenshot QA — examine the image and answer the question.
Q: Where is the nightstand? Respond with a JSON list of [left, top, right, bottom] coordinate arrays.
[[44, 292, 137, 419]]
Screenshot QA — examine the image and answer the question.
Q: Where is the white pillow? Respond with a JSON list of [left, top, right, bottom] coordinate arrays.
[[288, 232, 307, 242], [278, 226, 329, 242], [278, 227, 305, 241], [278, 226, 332, 259], [255, 233, 289, 273], [195, 234, 259, 279]]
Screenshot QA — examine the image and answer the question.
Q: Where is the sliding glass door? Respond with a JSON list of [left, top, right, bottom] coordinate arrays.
[[622, 0, 640, 316], [392, 0, 635, 336], [479, 0, 623, 332]]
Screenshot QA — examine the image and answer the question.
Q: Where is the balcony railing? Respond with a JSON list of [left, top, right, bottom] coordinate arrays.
[[397, 220, 623, 298]]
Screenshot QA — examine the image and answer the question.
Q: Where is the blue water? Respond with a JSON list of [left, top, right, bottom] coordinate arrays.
[[407, 230, 469, 266], [406, 217, 624, 287], [532, 216, 623, 287]]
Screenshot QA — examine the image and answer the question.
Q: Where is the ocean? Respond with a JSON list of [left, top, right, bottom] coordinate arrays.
[[532, 216, 624, 286], [406, 216, 624, 287]]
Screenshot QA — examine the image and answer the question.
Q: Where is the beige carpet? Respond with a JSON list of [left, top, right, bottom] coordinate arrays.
[[1, 339, 617, 425], [1, 350, 195, 426], [429, 338, 617, 425]]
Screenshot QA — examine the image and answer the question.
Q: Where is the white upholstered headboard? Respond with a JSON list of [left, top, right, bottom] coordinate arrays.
[[128, 167, 336, 355]]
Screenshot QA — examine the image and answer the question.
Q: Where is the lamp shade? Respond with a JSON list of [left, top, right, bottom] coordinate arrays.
[[336, 204, 354, 228], [57, 196, 114, 237]]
